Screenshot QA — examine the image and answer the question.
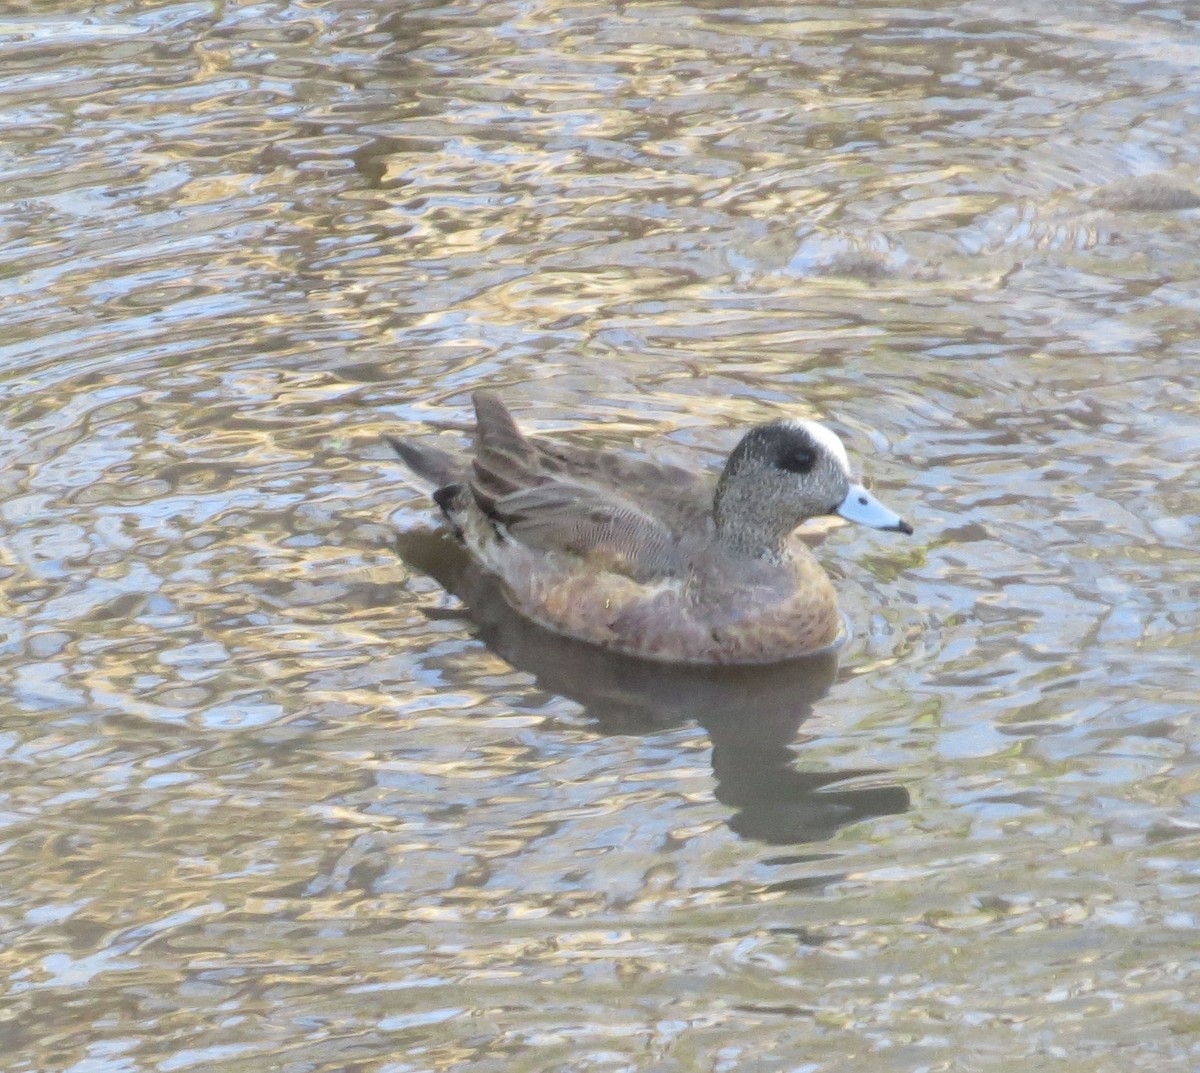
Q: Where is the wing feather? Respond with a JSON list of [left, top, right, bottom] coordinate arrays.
[[487, 481, 681, 582]]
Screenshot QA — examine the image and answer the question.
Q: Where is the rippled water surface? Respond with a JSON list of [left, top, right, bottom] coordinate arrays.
[[3, 1, 1200, 1070]]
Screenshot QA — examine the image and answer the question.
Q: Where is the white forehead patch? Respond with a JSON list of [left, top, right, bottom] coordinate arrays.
[[790, 419, 852, 475]]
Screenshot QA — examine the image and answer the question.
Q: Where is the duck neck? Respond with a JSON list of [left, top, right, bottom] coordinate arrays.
[[712, 485, 796, 562]]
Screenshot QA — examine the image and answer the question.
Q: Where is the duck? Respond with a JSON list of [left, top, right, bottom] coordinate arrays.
[[386, 391, 912, 665]]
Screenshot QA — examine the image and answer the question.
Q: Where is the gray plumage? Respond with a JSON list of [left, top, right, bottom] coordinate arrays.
[[385, 391, 911, 664]]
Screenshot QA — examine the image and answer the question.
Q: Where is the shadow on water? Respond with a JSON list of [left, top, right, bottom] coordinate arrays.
[[395, 529, 910, 846]]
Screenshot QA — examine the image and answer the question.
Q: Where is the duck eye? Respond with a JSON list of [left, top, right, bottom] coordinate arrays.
[[778, 447, 817, 474]]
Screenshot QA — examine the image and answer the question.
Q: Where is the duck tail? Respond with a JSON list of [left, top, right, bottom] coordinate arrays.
[[383, 435, 462, 488]]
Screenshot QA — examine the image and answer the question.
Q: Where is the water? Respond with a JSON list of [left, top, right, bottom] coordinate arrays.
[[2, 1, 1199, 1070]]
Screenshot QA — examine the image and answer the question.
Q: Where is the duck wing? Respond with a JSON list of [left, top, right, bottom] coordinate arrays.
[[532, 442, 715, 532], [482, 480, 682, 582], [469, 390, 714, 529], [468, 391, 683, 581]]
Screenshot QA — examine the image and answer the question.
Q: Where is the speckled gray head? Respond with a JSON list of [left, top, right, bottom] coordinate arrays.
[[714, 418, 911, 557]]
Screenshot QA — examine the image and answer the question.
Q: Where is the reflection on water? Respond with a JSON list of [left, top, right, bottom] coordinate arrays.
[[2, 0, 1200, 1069], [396, 529, 910, 846]]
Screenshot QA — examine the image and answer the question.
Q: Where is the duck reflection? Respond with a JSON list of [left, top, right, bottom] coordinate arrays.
[[395, 530, 908, 846]]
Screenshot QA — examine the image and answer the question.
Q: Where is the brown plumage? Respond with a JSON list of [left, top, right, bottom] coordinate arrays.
[[386, 391, 911, 664]]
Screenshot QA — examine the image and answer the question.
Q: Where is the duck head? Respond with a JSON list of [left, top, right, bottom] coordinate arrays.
[[713, 419, 911, 559]]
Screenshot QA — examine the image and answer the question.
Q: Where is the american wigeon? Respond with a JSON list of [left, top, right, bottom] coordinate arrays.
[[387, 391, 911, 665]]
